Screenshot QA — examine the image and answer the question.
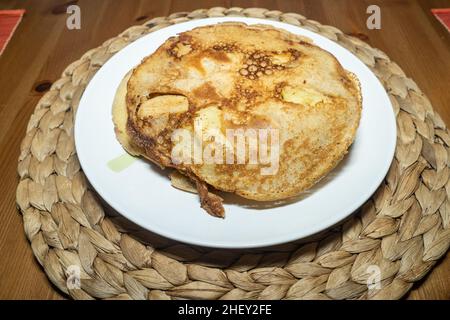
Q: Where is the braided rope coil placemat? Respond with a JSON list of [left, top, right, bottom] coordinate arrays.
[[16, 7, 450, 300]]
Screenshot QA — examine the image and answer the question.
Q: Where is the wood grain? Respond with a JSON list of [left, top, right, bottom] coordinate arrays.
[[0, 0, 449, 300]]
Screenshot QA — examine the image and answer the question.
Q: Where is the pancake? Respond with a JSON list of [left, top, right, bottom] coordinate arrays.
[[112, 69, 210, 212], [112, 71, 143, 158], [113, 78, 197, 189], [117, 23, 362, 217]]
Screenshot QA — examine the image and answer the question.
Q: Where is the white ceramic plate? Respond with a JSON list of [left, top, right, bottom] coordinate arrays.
[[75, 17, 396, 249]]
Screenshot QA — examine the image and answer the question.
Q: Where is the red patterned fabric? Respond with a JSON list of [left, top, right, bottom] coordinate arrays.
[[432, 8, 450, 32], [0, 9, 25, 55]]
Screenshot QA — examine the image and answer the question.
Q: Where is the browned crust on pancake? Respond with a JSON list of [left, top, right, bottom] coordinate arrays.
[[118, 22, 362, 216], [112, 68, 225, 217]]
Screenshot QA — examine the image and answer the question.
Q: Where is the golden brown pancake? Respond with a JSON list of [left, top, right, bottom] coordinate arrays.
[[116, 23, 362, 218]]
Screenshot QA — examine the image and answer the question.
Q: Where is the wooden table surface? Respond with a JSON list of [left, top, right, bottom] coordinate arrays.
[[0, 0, 449, 300]]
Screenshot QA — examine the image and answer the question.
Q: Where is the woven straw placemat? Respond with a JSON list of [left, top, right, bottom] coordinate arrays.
[[16, 7, 450, 300]]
